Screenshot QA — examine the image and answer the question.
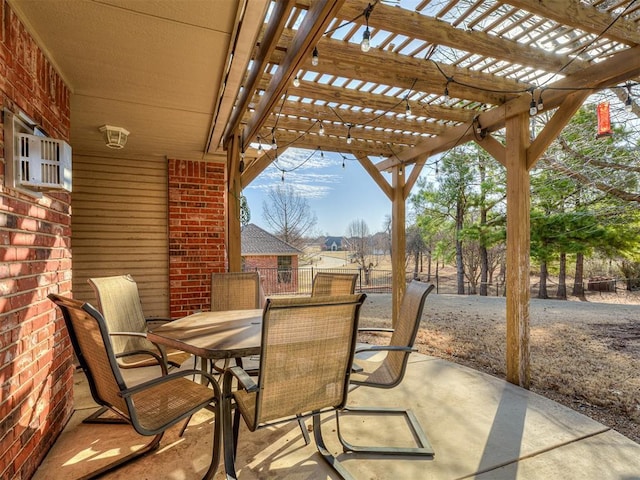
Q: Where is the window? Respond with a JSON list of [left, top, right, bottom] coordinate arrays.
[[277, 256, 292, 284]]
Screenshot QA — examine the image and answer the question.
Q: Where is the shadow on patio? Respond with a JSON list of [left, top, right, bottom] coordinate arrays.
[[33, 354, 640, 480]]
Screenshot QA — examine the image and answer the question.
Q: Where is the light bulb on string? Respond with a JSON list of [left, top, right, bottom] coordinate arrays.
[[398, 163, 403, 176], [537, 92, 544, 111], [281, 170, 285, 183], [346, 125, 352, 145], [257, 136, 263, 153], [312, 47, 319, 66], [239, 150, 245, 173], [319, 148, 324, 159], [405, 99, 412, 118], [318, 121, 325, 136], [361, 28, 371, 52], [293, 75, 300, 87], [342, 157, 345, 169], [444, 78, 451, 100], [271, 128, 277, 149], [625, 84, 634, 112], [361, 3, 372, 53], [528, 89, 537, 116]]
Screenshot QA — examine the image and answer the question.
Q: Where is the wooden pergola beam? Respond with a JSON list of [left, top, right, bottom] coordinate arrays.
[[240, 0, 345, 151], [340, 0, 589, 75], [376, 44, 640, 169], [505, 0, 640, 45], [222, 0, 296, 148]]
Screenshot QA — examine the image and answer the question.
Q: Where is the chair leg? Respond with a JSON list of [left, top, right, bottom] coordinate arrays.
[[222, 392, 241, 480], [297, 415, 311, 446], [76, 432, 163, 480], [312, 413, 355, 480], [336, 406, 434, 456], [82, 406, 128, 425], [202, 398, 222, 480]]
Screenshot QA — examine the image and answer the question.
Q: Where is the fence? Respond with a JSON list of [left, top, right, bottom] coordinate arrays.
[[246, 267, 396, 295], [247, 266, 640, 298]]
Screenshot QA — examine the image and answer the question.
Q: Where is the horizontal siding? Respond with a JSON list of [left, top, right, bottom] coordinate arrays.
[[72, 154, 169, 317]]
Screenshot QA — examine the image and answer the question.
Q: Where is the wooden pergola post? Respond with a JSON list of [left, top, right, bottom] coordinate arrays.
[[227, 133, 242, 272], [505, 112, 531, 388], [391, 164, 406, 326]]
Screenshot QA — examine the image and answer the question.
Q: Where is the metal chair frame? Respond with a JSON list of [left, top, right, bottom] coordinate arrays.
[[336, 281, 436, 457]]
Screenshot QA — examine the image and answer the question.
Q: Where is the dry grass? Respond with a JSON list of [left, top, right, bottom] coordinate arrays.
[[358, 289, 640, 444]]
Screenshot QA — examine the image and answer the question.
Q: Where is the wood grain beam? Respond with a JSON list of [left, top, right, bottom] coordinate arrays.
[[273, 100, 448, 136], [505, 0, 640, 45], [354, 152, 393, 201], [527, 90, 590, 169], [263, 116, 430, 147], [340, 0, 588, 75], [222, 0, 295, 148], [241, 147, 289, 186], [376, 44, 640, 170], [273, 30, 527, 105], [241, 0, 344, 151]]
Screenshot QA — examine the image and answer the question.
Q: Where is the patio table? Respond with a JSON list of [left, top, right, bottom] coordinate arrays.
[[147, 309, 263, 361]]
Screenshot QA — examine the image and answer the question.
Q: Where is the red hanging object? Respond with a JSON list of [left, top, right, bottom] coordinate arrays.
[[596, 102, 612, 138]]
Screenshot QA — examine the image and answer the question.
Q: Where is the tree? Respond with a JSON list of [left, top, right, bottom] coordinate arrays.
[[346, 219, 373, 283], [262, 185, 317, 249], [240, 195, 250, 226]]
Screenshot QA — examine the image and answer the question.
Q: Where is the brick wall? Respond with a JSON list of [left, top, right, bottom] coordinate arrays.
[[0, 2, 73, 479], [244, 255, 300, 295], [168, 159, 226, 317]]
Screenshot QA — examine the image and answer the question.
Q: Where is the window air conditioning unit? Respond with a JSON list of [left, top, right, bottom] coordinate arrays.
[[3, 109, 72, 193]]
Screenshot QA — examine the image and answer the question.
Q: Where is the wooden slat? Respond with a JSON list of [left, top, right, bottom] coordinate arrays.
[[71, 155, 169, 317]]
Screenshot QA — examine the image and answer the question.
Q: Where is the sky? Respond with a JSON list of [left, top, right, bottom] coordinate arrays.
[[241, 148, 420, 237]]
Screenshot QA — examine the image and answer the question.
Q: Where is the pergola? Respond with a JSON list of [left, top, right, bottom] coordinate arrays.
[[216, 0, 640, 388], [10, 0, 640, 389]]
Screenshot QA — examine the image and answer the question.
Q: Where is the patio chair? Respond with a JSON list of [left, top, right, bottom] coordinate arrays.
[[210, 271, 265, 312], [209, 271, 265, 375], [48, 293, 221, 480], [311, 272, 358, 297], [88, 274, 191, 370], [86, 274, 192, 424], [336, 280, 436, 456], [222, 293, 367, 480]]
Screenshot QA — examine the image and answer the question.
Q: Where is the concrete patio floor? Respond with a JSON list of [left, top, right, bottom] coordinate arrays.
[[33, 353, 640, 480]]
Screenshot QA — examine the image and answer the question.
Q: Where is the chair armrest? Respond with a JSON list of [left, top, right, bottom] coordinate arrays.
[[109, 331, 147, 338], [358, 327, 394, 333], [109, 331, 169, 374], [119, 369, 220, 399], [355, 345, 417, 354], [226, 366, 258, 393]]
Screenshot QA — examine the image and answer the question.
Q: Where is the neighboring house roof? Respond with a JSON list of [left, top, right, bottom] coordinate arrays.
[[324, 236, 343, 248], [241, 224, 303, 256]]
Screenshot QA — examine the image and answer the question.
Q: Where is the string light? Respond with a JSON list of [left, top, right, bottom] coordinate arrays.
[[271, 128, 277, 149], [239, 149, 245, 173], [346, 125, 352, 144], [318, 120, 325, 136], [405, 98, 412, 118], [312, 47, 319, 67], [342, 157, 345, 169], [293, 75, 300, 87], [361, 4, 373, 52], [257, 136, 263, 153], [398, 163, 403, 176], [281, 170, 285, 183], [444, 78, 452, 99]]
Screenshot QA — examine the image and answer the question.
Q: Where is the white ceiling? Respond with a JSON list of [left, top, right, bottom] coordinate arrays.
[[9, 0, 246, 161]]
